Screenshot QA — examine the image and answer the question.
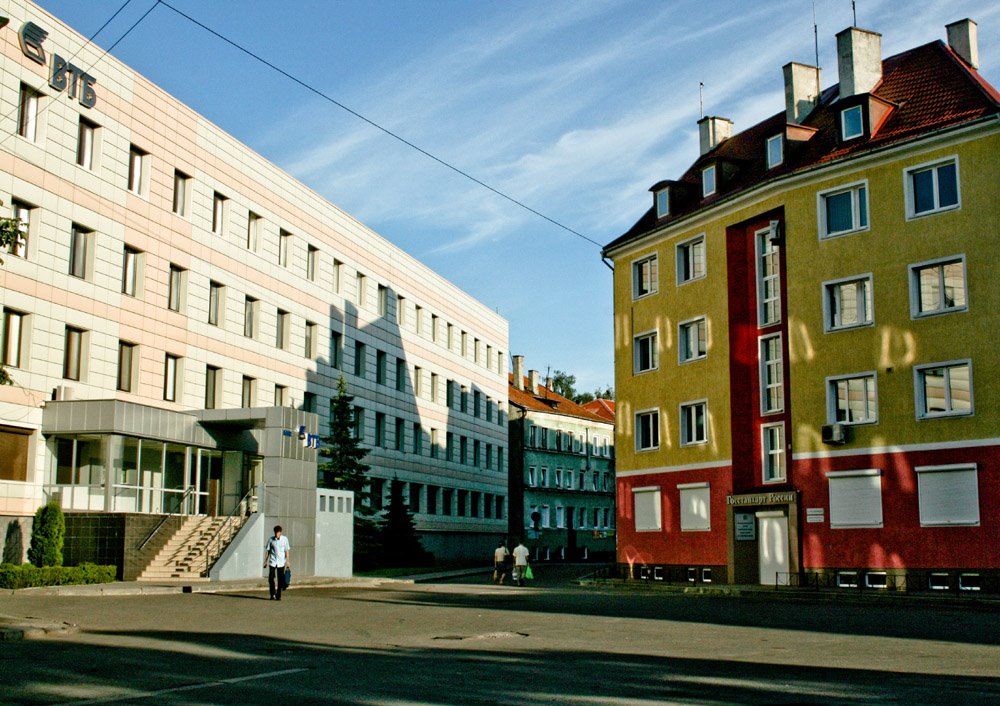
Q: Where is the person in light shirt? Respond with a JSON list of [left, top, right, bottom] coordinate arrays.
[[493, 540, 510, 584], [511, 538, 530, 587], [263, 525, 291, 600]]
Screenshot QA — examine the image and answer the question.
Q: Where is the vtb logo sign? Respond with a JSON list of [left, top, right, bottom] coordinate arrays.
[[5, 18, 98, 109]]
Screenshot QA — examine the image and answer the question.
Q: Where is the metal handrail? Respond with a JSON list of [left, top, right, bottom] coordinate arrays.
[[137, 485, 197, 550], [203, 487, 256, 575]]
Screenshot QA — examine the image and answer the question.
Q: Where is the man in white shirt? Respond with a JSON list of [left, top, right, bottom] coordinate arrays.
[[493, 541, 510, 584], [511, 539, 530, 587], [263, 525, 291, 600]]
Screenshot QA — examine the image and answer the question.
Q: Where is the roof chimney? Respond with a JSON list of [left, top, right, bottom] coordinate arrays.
[[698, 116, 733, 155], [528, 369, 540, 395], [946, 19, 979, 70], [545, 376, 553, 391], [837, 27, 882, 97], [783, 62, 821, 123], [512, 355, 524, 390]]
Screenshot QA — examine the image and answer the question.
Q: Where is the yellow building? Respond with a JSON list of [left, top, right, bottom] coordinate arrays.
[[604, 19, 999, 592]]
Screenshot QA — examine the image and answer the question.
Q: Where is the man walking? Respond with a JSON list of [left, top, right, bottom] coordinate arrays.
[[493, 540, 509, 584], [263, 525, 291, 600], [512, 538, 530, 587]]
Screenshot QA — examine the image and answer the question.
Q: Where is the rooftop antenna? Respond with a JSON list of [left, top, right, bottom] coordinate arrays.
[[699, 82, 705, 118], [852, 0, 857, 26], [812, 0, 820, 69]]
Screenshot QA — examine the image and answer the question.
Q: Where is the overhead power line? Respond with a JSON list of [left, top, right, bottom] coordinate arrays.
[[156, 1, 602, 249]]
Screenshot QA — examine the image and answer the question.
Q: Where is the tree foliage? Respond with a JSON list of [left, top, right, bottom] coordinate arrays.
[[27, 501, 65, 567], [549, 370, 613, 405], [378, 477, 432, 568]]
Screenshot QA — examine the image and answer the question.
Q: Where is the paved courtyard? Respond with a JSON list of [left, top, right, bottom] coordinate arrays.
[[1, 570, 999, 704]]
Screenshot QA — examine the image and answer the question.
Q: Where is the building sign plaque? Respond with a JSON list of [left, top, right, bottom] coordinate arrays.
[[735, 512, 755, 540], [726, 491, 796, 506], [15, 20, 97, 108]]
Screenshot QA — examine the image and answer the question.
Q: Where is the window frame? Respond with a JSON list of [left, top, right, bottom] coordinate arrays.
[[167, 265, 185, 313], [755, 227, 781, 326], [908, 254, 968, 319], [915, 464, 980, 527], [817, 180, 869, 239], [633, 329, 658, 374], [1, 308, 26, 370], [172, 170, 190, 217], [76, 117, 97, 170], [676, 234, 707, 285], [826, 469, 883, 528], [10, 200, 32, 259], [631, 253, 658, 300], [632, 486, 662, 532], [678, 482, 711, 531], [766, 134, 783, 169], [761, 422, 786, 483], [826, 372, 878, 425], [68, 224, 92, 280], [654, 188, 669, 218], [63, 326, 85, 381], [678, 316, 707, 364], [823, 273, 874, 332], [758, 334, 784, 415], [116, 341, 136, 392], [127, 145, 147, 195], [163, 353, 180, 402], [122, 246, 141, 297], [702, 165, 717, 197], [840, 105, 864, 140], [679, 399, 708, 447], [913, 359, 973, 420], [17, 83, 40, 142], [208, 281, 224, 326], [211, 192, 227, 235], [904, 156, 960, 219], [635, 408, 660, 452]]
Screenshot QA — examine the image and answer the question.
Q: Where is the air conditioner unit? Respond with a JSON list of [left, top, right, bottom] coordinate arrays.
[[821, 422, 846, 445]]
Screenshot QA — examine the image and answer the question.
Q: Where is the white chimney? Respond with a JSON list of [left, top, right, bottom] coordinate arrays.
[[545, 376, 553, 390], [512, 355, 524, 390], [837, 27, 882, 97], [783, 62, 821, 123], [528, 369, 540, 395], [698, 116, 733, 155], [947, 19, 979, 70]]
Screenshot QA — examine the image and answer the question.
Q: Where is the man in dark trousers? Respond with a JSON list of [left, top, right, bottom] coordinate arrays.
[[263, 525, 291, 600]]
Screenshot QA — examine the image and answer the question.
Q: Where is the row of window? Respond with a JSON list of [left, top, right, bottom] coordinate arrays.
[[358, 412, 506, 470], [526, 424, 613, 457], [12, 84, 505, 375], [526, 466, 613, 493], [529, 504, 614, 531], [368, 478, 506, 520]]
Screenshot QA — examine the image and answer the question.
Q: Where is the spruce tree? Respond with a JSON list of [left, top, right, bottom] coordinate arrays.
[[318, 376, 380, 567], [379, 477, 432, 568], [27, 501, 65, 567]]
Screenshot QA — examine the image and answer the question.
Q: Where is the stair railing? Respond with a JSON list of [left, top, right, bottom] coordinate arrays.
[[203, 487, 256, 576], [137, 485, 197, 551]]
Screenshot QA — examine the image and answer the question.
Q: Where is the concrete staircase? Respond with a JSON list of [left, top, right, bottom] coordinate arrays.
[[137, 515, 243, 582]]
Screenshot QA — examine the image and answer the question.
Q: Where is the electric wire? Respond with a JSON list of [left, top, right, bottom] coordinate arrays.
[[156, 1, 602, 249]]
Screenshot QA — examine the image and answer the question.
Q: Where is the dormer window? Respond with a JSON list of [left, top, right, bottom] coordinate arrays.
[[766, 134, 783, 169], [841, 105, 864, 140], [655, 188, 670, 218], [702, 165, 717, 197]]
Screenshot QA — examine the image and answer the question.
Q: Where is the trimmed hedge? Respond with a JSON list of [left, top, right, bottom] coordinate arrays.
[[0, 562, 116, 590]]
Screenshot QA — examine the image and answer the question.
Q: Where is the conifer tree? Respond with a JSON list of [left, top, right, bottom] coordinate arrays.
[[379, 477, 432, 568], [27, 501, 65, 567]]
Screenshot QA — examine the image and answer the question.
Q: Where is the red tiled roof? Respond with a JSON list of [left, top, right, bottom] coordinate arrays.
[[606, 40, 1000, 252], [582, 398, 616, 422], [508, 374, 611, 423]]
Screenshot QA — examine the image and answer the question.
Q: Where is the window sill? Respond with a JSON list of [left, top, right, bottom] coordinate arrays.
[[917, 410, 973, 421], [906, 204, 960, 221], [911, 307, 968, 320], [676, 274, 707, 287], [678, 355, 707, 366], [825, 321, 874, 334], [819, 225, 870, 241], [632, 291, 658, 302]]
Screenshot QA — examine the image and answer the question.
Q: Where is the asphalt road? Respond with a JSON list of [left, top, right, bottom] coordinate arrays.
[[2, 568, 999, 705]]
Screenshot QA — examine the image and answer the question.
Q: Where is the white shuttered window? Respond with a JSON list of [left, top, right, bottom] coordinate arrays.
[[827, 470, 883, 528], [633, 487, 661, 532], [678, 482, 710, 531], [916, 465, 979, 526]]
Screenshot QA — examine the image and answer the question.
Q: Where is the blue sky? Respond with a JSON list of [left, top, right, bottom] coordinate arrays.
[[36, 0, 1000, 392]]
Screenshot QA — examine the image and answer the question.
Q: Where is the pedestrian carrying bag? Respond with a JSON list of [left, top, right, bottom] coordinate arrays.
[[524, 565, 534, 580], [283, 567, 292, 589]]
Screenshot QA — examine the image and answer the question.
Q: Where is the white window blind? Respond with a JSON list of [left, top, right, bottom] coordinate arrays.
[[827, 470, 882, 528], [916, 466, 979, 526], [633, 487, 661, 531], [678, 482, 710, 531]]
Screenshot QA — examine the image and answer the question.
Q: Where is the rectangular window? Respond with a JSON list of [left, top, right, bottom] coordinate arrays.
[[446, 432, 455, 462], [17, 83, 39, 141], [76, 117, 96, 170], [486, 397, 493, 422], [69, 225, 91, 279], [396, 358, 406, 392], [473, 390, 481, 417], [824, 274, 873, 330], [828, 373, 877, 424], [909, 256, 967, 318], [331, 259, 342, 293], [356, 272, 367, 306], [208, 281, 223, 326], [632, 255, 658, 299], [679, 318, 707, 363], [167, 265, 184, 312], [377, 285, 388, 317], [461, 331, 468, 357], [412, 423, 422, 454], [128, 146, 146, 194], [702, 165, 717, 197], [163, 354, 179, 402], [655, 188, 669, 218], [915, 464, 979, 526], [766, 134, 783, 168], [827, 469, 883, 528], [907, 158, 959, 217], [633, 487, 662, 531], [680, 401, 707, 446], [759, 334, 783, 414], [633, 331, 658, 373], [241, 376, 255, 407], [635, 409, 659, 451], [430, 373, 439, 402], [756, 228, 781, 325], [122, 247, 140, 297], [63, 326, 84, 381], [304, 322, 317, 359], [212, 192, 227, 234], [1, 309, 25, 369], [306, 245, 318, 281], [330, 331, 343, 369], [460, 386, 468, 413], [274, 384, 287, 406], [486, 443, 493, 470], [915, 361, 972, 418], [676, 235, 706, 284], [353, 407, 365, 441], [376, 350, 387, 385], [10, 201, 31, 258], [396, 295, 406, 325], [473, 439, 481, 467], [394, 417, 405, 451], [761, 422, 785, 482], [840, 105, 864, 140], [278, 230, 291, 267], [0, 426, 31, 482], [414, 304, 423, 334], [497, 447, 504, 471], [205, 365, 220, 409], [431, 314, 439, 342], [679, 482, 710, 531], [460, 436, 468, 464], [117, 341, 136, 392], [172, 170, 190, 217], [247, 212, 261, 251], [244, 297, 258, 338], [818, 181, 869, 237], [275, 310, 289, 350], [430, 428, 439, 458], [354, 341, 366, 378]]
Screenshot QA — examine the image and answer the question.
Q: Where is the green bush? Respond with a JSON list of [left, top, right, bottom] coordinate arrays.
[[27, 501, 65, 567], [0, 562, 116, 589]]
